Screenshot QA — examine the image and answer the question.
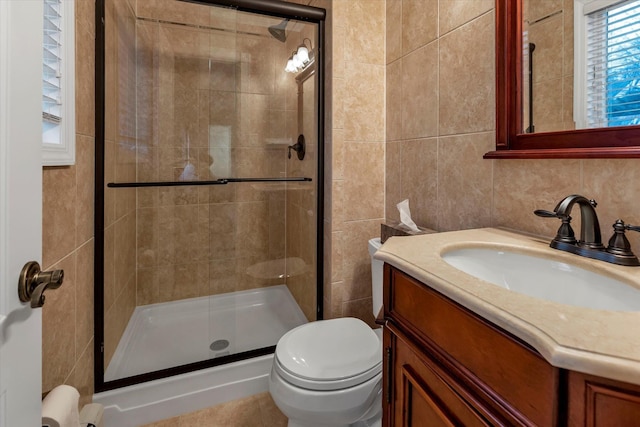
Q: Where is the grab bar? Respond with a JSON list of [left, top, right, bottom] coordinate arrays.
[[107, 177, 312, 188]]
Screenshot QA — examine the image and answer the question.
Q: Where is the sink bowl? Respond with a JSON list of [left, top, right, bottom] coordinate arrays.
[[441, 248, 640, 311]]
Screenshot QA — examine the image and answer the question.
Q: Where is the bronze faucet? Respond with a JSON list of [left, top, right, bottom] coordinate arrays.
[[553, 195, 604, 250], [535, 194, 640, 266]]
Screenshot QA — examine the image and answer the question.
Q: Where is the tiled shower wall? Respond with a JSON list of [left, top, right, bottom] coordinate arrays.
[[131, 0, 316, 318], [133, 2, 284, 306]]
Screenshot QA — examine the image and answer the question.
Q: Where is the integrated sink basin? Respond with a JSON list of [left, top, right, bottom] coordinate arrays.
[[442, 247, 640, 311]]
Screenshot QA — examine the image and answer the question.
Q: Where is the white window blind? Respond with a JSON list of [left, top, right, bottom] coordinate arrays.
[[586, 0, 640, 128], [43, 0, 62, 124], [42, 0, 75, 166]]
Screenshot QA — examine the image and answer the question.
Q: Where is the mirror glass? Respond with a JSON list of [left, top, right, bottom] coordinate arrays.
[[522, 0, 640, 134]]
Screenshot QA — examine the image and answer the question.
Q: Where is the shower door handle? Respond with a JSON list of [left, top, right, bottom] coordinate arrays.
[[18, 261, 64, 308], [288, 135, 306, 160]]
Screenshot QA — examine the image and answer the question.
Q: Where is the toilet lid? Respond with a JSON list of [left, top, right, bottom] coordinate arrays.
[[275, 318, 382, 390]]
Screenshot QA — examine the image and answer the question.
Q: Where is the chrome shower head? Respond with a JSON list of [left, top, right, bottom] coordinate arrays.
[[268, 19, 289, 43]]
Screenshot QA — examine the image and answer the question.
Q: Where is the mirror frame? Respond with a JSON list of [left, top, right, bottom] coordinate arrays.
[[485, 0, 640, 159]]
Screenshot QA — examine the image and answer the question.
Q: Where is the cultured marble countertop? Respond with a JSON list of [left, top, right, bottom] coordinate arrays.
[[374, 227, 640, 386]]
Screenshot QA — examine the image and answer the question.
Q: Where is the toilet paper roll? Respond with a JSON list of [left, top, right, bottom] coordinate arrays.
[[42, 385, 80, 427]]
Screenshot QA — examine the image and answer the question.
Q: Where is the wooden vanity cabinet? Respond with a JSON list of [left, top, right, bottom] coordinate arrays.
[[382, 264, 640, 427], [383, 264, 560, 426]]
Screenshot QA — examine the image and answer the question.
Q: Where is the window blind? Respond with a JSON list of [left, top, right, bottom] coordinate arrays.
[[43, 0, 62, 124], [586, 0, 640, 127]]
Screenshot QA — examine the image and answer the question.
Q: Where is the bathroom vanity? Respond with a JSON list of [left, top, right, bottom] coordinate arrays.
[[376, 228, 640, 426]]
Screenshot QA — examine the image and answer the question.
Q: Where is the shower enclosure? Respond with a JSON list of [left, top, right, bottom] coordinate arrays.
[[94, 0, 324, 393]]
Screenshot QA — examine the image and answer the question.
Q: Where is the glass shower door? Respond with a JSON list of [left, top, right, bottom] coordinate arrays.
[[98, 0, 322, 389]]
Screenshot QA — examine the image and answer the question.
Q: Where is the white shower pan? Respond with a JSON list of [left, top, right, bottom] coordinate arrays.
[[95, 284, 307, 426]]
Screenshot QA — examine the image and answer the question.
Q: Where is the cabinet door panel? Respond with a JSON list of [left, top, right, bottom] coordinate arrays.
[[401, 365, 455, 427], [392, 332, 491, 427], [569, 371, 640, 427], [587, 384, 640, 426]]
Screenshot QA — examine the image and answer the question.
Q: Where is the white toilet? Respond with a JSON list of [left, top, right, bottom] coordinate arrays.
[[269, 238, 384, 427]]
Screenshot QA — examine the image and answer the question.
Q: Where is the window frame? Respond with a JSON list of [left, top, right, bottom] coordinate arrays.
[[575, 0, 640, 129], [42, 0, 75, 166]]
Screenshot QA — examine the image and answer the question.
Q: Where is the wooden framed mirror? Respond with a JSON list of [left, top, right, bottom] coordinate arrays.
[[485, 0, 640, 158]]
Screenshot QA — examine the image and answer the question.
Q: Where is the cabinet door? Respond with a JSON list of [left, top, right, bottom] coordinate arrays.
[[385, 266, 559, 426], [568, 371, 640, 427], [388, 328, 491, 427]]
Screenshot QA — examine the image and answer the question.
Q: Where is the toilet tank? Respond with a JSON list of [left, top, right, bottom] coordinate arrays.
[[368, 238, 383, 317]]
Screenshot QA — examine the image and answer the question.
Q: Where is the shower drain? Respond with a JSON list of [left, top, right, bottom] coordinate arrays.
[[210, 339, 230, 352]]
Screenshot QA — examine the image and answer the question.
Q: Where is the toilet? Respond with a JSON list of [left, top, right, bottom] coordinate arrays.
[[269, 238, 384, 427]]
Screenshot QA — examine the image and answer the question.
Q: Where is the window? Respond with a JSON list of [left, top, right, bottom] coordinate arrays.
[[42, 0, 75, 166], [576, 0, 640, 129]]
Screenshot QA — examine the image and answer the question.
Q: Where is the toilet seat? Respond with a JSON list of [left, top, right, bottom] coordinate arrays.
[[274, 318, 382, 391]]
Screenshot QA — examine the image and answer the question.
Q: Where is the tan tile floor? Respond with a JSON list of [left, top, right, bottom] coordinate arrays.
[[141, 392, 287, 427]]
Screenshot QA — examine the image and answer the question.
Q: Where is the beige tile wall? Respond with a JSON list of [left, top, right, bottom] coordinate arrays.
[[385, 0, 495, 234], [41, 0, 96, 407], [323, 0, 386, 325], [385, 0, 640, 261]]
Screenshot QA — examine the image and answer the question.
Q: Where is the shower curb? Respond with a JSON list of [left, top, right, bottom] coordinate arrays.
[[93, 354, 273, 427]]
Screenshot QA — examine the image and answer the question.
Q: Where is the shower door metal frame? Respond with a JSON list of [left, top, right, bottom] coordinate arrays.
[[94, 0, 326, 393]]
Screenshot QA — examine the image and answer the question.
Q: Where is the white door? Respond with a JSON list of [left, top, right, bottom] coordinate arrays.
[[0, 1, 44, 426]]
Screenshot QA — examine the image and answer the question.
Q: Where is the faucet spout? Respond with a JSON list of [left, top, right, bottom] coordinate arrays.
[[554, 194, 604, 249]]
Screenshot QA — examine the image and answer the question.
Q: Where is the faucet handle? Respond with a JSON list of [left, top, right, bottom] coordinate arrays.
[[534, 209, 562, 218], [624, 222, 640, 233], [606, 219, 640, 258], [534, 209, 577, 244]]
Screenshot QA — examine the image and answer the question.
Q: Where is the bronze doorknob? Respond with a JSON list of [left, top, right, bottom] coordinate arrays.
[[18, 261, 64, 308]]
